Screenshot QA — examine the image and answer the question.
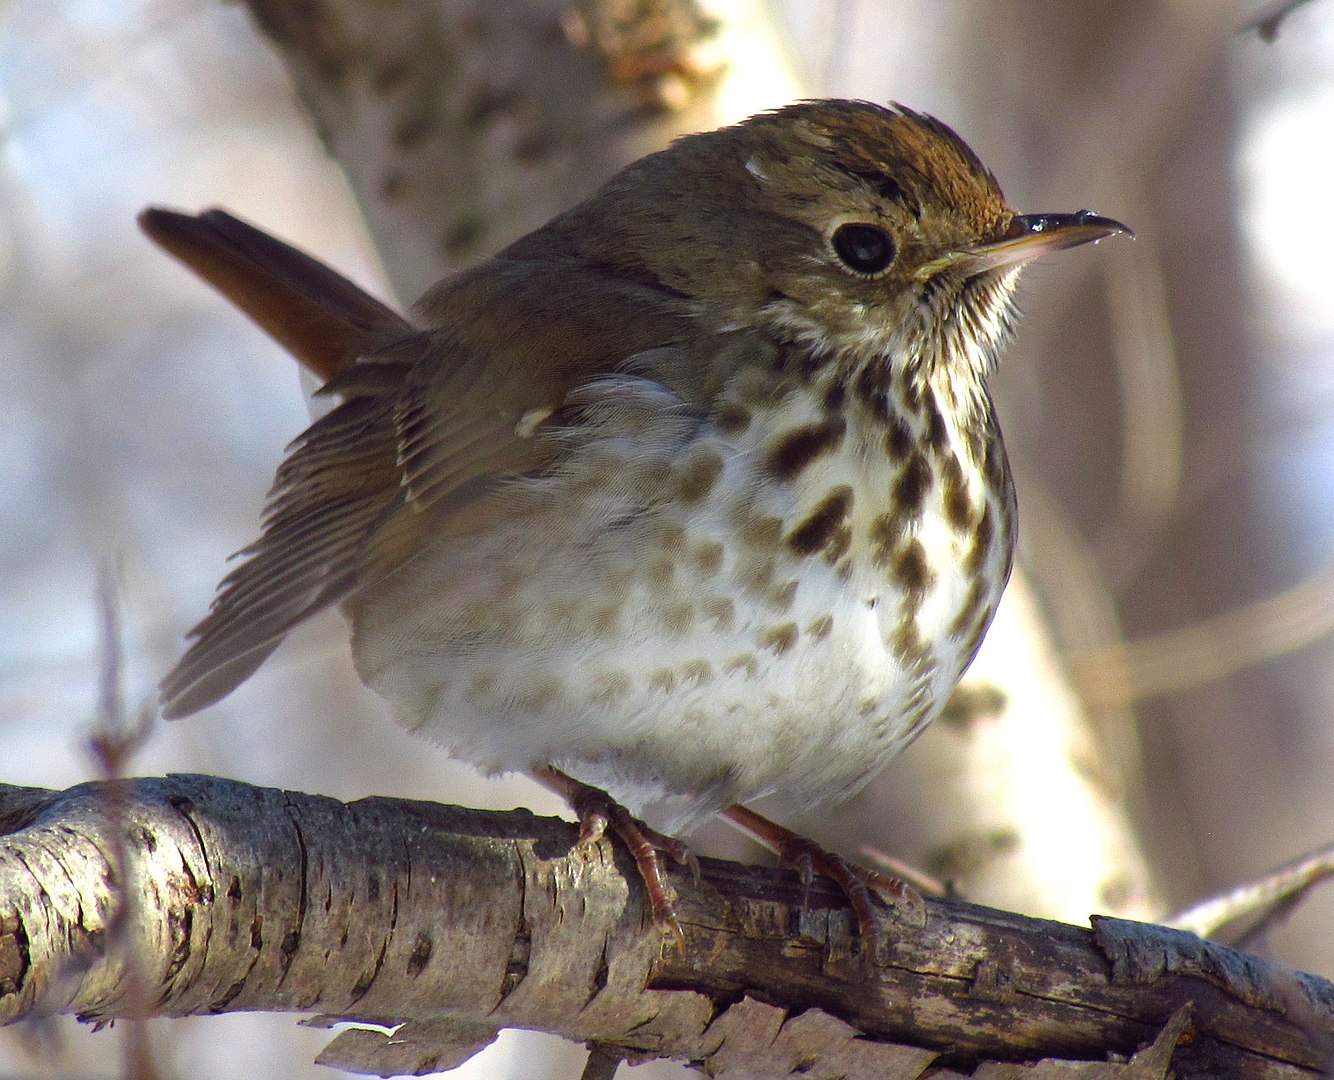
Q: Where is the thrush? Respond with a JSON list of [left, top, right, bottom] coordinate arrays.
[[145, 100, 1127, 947]]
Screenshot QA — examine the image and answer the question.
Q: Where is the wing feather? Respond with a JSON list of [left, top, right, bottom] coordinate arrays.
[[154, 216, 717, 717], [160, 385, 407, 717]]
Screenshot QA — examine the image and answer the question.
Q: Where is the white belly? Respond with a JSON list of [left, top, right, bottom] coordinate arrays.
[[350, 371, 1011, 829]]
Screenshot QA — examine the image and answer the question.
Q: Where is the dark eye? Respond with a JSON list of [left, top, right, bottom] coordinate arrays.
[[831, 223, 896, 275]]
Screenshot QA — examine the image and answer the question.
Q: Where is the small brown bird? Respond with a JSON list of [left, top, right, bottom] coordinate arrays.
[[145, 100, 1127, 946]]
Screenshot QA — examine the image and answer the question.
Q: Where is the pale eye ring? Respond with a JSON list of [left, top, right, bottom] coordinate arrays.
[[831, 223, 896, 276]]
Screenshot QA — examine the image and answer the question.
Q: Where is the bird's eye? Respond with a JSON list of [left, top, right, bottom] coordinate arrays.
[[831, 223, 896, 276]]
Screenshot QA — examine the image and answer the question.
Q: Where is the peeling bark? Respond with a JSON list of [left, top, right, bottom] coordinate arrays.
[[0, 777, 1326, 1077]]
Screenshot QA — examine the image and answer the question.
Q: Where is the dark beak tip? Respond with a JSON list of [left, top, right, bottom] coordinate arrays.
[[1011, 210, 1133, 241], [1076, 210, 1135, 240]]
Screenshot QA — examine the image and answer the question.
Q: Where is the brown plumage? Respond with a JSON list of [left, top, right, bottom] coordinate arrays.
[[147, 100, 1128, 944]]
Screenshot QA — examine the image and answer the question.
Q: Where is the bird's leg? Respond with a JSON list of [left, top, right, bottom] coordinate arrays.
[[721, 804, 928, 950], [532, 766, 699, 952]]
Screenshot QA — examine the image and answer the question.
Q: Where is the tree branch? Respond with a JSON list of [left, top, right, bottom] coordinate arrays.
[[0, 776, 1327, 1077]]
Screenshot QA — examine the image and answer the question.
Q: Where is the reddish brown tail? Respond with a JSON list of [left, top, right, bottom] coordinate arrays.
[[138, 207, 412, 383]]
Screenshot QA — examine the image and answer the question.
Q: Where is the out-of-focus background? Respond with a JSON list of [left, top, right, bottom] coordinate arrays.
[[3, 0, 1334, 1076]]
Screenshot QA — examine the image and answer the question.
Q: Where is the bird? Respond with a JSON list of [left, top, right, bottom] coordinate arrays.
[[143, 99, 1128, 949]]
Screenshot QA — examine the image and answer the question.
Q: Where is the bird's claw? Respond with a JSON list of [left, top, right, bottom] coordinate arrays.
[[778, 833, 927, 952], [563, 777, 694, 954]]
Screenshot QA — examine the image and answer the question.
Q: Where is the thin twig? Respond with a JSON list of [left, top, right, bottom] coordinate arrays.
[[1168, 840, 1334, 939], [1241, 0, 1322, 40]]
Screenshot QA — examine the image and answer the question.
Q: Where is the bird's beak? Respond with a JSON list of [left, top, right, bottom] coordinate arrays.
[[916, 211, 1132, 279]]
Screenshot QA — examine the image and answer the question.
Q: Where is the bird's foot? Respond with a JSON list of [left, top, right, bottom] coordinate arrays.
[[533, 766, 699, 953], [722, 803, 927, 953]]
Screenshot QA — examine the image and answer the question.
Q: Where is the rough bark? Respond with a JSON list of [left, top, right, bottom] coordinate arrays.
[[1, 776, 1327, 1078]]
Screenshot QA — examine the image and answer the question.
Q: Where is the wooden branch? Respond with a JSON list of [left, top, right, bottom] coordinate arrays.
[[0, 776, 1327, 1077]]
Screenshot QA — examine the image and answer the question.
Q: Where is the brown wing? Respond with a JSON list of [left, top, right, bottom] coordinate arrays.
[[393, 258, 695, 514], [150, 210, 697, 717]]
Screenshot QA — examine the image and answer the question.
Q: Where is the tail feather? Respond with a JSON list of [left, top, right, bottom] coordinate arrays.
[[138, 207, 411, 382]]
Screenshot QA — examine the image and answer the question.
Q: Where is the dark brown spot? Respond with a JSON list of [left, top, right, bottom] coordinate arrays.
[[796, 346, 830, 381], [889, 618, 931, 664], [724, 653, 759, 677], [805, 614, 833, 639], [883, 418, 913, 459], [940, 454, 971, 531], [893, 538, 935, 599], [824, 522, 852, 564], [694, 541, 725, 575], [924, 393, 948, 451], [680, 659, 713, 685], [786, 485, 854, 556], [592, 671, 632, 705], [967, 505, 994, 574], [771, 341, 829, 379], [380, 170, 408, 200], [901, 693, 937, 742], [758, 623, 799, 654], [649, 669, 676, 693], [590, 605, 621, 637], [767, 579, 799, 611], [739, 513, 783, 549], [900, 375, 924, 414], [518, 676, 563, 712], [961, 604, 996, 662], [856, 363, 892, 422], [662, 603, 693, 635], [949, 579, 988, 637], [917, 273, 948, 306], [740, 554, 776, 591], [657, 523, 687, 549], [676, 452, 724, 504], [767, 417, 847, 480], [702, 596, 735, 630], [946, 490, 972, 532], [715, 402, 752, 434], [823, 378, 847, 411], [869, 513, 900, 568], [645, 557, 675, 591], [893, 452, 933, 513]]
